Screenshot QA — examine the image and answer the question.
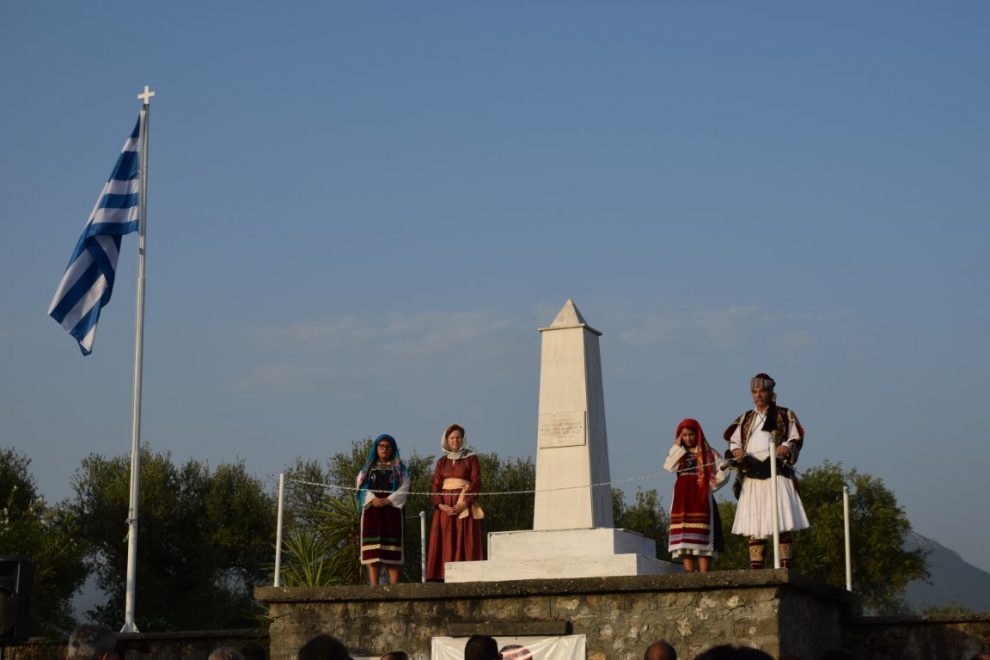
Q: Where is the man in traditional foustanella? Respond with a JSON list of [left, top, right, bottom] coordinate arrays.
[[724, 373, 809, 569]]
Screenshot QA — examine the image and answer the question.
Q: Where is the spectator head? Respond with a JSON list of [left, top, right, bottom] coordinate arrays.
[[693, 645, 773, 660], [644, 639, 677, 660], [298, 635, 350, 660], [240, 644, 267, 660], [67, 625, 118, 660], [817, 652, 858, 660], [380, 654, 408, 660], [464, 635, 500, 660], [208, 648, 245, 660]]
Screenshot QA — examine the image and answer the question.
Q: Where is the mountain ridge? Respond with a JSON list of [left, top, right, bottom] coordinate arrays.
[[904, 531, 990, 613]]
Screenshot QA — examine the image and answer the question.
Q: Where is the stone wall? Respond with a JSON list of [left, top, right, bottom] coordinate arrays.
[[844, 613, 990, 659], [256, 569, 854, 660]]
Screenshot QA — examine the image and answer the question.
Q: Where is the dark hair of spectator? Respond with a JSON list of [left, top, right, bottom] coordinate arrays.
[[693, 645, 774, 660], [644, 638, 677, 660], [208, 647, 245, 660], [464, 634, 500, 660], [67, 624, 117, 660], [817, 651, 858, 660], [297, 634, 351, 660], [240, 644, 268, 660]]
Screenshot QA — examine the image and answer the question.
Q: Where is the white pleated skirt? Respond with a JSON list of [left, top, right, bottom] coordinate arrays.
[[731, 476, 809, 538]]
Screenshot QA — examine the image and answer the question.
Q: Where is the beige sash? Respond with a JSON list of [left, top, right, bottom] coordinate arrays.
[[442, 477, 485, 519]]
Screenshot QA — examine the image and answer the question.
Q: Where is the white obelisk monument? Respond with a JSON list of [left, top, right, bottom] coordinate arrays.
[[532, 299, 613, 530], [445, 299, 674, 582]]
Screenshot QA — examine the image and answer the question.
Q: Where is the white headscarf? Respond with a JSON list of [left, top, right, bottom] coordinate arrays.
[[441, 424, 475, 462]]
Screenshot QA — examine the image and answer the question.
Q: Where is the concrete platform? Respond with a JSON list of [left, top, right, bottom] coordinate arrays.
[[444, 527, 678, 583], [445, 553, 675, 581]]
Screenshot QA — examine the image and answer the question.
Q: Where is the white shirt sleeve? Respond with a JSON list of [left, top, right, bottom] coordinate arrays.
[[710, 452, 730, 492], [663, 445, 687, 472], [729, 424, 743, 451], [387, 470, 411, 508]]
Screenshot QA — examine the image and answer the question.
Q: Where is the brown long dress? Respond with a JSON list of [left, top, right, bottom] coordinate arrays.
[[425, 454, 483, 581]]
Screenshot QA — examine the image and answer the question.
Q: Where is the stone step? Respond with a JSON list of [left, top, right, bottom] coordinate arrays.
[[444, 553, 677, 582]]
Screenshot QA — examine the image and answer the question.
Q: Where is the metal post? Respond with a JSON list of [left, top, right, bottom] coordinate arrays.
[[420, 510, 427, 583], [122, 93, 152, 634], [843, 485, 852, 590], [768, 438, 781, 569], [274, 473, 286, 587]]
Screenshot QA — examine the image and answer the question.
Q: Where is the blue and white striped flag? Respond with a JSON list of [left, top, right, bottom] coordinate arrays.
[[49, 116, 141, 355]]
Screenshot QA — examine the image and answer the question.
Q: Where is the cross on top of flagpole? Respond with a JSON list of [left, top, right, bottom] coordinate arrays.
[[137, 85, 155, 105]]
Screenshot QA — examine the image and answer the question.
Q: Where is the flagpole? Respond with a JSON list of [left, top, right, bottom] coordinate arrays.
[[122, 85, 154, 634]]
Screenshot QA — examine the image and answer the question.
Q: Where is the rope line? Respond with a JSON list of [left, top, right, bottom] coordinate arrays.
[[285, 448, 792, 497], [288, 470, 663, 498]]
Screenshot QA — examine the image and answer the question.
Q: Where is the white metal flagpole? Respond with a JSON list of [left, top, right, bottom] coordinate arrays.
[[843, 484, 852, 590], [122, 85, 154, 634], [274, 473, 286, 587], [769, 438, 781, 569]]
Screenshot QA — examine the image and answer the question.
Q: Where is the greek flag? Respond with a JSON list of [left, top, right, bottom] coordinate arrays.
[[49, 117, 141, 355]]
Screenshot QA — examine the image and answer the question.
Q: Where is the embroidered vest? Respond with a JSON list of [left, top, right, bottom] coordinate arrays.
[[723, 404, 804, 465]]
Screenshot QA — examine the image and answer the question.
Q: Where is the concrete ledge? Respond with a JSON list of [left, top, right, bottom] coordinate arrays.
[[852, 612, 990, 625], [844, 612, 990, 659], [256, 569, 855, 608], [447, 621, 571, 637]]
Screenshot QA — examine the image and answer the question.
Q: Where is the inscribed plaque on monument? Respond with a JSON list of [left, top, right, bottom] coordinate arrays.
[[538, 411, 587, 448]]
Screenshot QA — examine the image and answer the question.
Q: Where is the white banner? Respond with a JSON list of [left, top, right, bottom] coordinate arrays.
[[430, 635, 586, 660]]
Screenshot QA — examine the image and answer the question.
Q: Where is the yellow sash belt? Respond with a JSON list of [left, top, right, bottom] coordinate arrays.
[[442, 478, 485, 519]]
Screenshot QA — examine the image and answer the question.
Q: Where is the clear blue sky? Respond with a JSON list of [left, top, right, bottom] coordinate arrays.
[[2, 3, 988, 574]]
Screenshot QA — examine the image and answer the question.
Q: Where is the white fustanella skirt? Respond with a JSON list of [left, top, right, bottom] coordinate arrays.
[[731, 476, 809, 538]]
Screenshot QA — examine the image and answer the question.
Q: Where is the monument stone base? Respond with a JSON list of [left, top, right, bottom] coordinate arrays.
[[444, 527, 678, 583]]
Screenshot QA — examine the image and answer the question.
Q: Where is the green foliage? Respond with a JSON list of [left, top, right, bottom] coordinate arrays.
[[282, 484, 362, 587], [714, 498, 750, 570], [278, 529, 338, 587], [72, 447, 276, 631], [474, 452, 535, 541], [713, 461, 929, 614], [920, 598, 972, 616], [280, 442, 535, 585], [0, 448, 87, 637], [798, 461, 929, 614], [612, 487, 670, 560]]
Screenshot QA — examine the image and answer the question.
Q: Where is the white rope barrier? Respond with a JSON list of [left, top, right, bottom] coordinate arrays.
[[283, 448, 795, 498], [287, 470, 664, 498]]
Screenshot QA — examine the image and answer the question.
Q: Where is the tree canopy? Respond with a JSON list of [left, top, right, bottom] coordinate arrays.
[[612, 487, 670, 560], [0, 448, 88, 637], [72, 447, 276, 630], [714, 460, 929, 613]]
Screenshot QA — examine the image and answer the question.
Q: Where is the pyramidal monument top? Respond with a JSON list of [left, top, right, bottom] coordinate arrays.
[[540, 298, 601, 336]]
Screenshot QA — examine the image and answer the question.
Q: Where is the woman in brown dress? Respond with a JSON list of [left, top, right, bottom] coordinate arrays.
[[425, 423, 483, 581]]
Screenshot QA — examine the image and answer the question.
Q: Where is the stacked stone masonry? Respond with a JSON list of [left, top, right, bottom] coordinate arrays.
[[257, 570, 851, 659]]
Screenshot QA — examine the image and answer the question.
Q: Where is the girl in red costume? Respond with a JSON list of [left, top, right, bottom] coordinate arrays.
[[664, 418, 729, 572]]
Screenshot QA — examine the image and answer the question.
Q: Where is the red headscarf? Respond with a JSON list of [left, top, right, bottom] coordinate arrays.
[[675, 418, 714, 486]]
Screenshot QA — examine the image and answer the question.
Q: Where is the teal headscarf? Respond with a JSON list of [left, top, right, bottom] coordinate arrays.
[[356, 434, 409, 496]]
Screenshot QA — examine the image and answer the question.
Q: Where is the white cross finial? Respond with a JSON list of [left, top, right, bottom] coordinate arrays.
[[137, 85, 156, 105]]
